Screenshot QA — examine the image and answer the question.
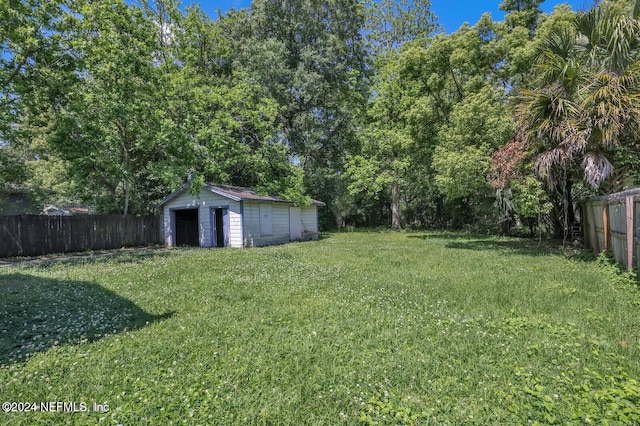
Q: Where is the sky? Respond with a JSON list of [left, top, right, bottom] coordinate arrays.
[[189, 0, 593, 33]]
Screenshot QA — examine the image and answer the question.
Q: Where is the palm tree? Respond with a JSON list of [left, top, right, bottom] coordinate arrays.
[[517, 0, 640, 237]]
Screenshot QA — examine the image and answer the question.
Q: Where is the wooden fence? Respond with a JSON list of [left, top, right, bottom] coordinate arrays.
[[582, 188, 640, 271], [0, 215, 162, 258]]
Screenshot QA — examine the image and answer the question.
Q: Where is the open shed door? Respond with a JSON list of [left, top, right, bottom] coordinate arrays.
[[211, 207, 230, 248], [174, 209, 199, 247], [289, 206, 302, 241]]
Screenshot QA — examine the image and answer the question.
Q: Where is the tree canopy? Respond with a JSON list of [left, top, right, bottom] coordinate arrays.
[[1, 0, 637, 236]]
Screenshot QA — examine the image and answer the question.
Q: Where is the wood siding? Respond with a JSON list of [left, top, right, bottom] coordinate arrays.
[[162, 189, 242, 248], [300, 206, 319, 239], [242, 202, 291, 246]]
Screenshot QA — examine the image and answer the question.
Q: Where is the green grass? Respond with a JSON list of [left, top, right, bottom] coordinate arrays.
[[1, 232, 639, 424]]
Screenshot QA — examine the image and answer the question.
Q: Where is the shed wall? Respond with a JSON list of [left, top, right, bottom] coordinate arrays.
[[300, 206, 319, 239], [243, 202, 291, 246]]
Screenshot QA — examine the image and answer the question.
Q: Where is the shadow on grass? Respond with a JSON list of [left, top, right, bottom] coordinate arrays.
[[408, 233, 571, 257], [18, 248, 173, 270], [0, 273, 174, 365], [317, 232, 333, 240], [407, 232, 491, 241], [443, 239, 561, 256]]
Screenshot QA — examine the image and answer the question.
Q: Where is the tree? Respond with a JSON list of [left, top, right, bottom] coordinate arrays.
[[500, 0, 544, 35], [344, 0, 438, 230], [0, 0, 76, 137], [152, 3, 309, 204], [365, 0, 439, 53], [0, 0, 78, 203], [236, 0, 368, 172], [392, 19, 520, 229], [489, 135, 552, 235], [433, 85, 514, 200], [0, 144, 27, 187], [345, 55, 413, 230], [46, 0, 162, 215]]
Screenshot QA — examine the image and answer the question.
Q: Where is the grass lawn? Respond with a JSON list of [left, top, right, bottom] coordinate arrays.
[[1, 232, 639, 424]]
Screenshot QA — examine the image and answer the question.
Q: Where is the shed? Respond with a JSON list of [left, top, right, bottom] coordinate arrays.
[[158, 183, 324, 248]]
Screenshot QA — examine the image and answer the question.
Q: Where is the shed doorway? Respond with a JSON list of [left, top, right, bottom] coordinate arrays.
[[174, 209, 199, 247], [211, 207, 230, 248]]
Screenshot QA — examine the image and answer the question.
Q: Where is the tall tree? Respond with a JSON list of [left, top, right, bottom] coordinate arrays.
[[237, 0, 368, 172], [225, 0, 371, 222], [345, 0, 438, 230], [394, 18, 518, 229], [500, 0, 544, 35], [152, 3, 308, 204], [433, 85, 514, 200], [345, 54, 413, 230], [47, 0, 161, 215], [0, 0, 76, 137]]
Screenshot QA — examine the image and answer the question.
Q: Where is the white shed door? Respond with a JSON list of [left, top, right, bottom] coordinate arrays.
[[289, 206, 302, 241], [260, 204, 273, 236]]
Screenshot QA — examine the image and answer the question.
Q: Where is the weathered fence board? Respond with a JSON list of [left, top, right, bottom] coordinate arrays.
[[608, 201, 628, 268], [583, 188, 640, 271], [0, 215, 161, 258], [636, 204, 640, 273]]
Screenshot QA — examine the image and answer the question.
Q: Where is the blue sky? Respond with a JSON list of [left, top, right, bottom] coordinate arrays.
[[189, 0, 592, 33]]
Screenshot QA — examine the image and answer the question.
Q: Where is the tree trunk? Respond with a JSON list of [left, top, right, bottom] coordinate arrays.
[[391, 179, 402, 231], [562, 176, 575, 242], [123, 179, 130, 217], [549, 175, 575, 239]]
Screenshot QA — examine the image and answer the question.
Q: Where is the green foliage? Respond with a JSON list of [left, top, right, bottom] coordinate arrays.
[[0, 144, 27, 186], [430, 57, 515, 200], [0, 0, 77, 138], [511, 175, 552, 219], [433, 146, 492, 200], [358, 385, 427, 425], [50, 0, 161, 214], [242, 0, 368, 172], [345, 1, 439, 230], [365, 0, 439, 53], [346, 154, 394, 199], [518, 0, 640, 192], [2, 0, 327, 214], [6, 0, 639, 234], [500, 0, 544, 34], [394, 22, 518, 225]]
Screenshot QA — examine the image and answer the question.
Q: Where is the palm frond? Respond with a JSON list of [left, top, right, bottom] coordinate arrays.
[[537, 28, 575, 60], [535, 147, 571, 188], [574, 8, 600, 57], [582, 151, 613, 189], [602, 15, 638, 72]]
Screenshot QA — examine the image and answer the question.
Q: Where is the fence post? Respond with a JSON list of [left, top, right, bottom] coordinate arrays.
[[603, 200, 610, 256], [627, 196, 634, 271]]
